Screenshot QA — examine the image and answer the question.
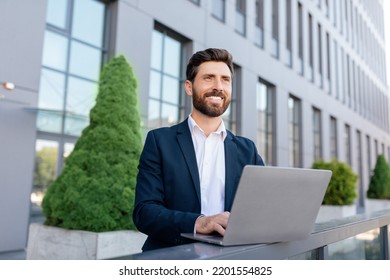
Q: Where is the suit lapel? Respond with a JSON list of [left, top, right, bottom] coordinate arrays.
[[176, 120, 201, 205], [224, 132, 238, 211]]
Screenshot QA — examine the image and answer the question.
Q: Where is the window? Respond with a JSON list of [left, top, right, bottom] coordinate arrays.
[[326, 32, 331, 92], [333, 40, 339, 99], [339, 46, 345, 102], [313, 108, 322, 161], [288, 95, 302, 167], [34, 0, 108, 206], [257, 79, 275, 165], [38, 0, 107, 137], [366, 135, 372, 176], [235, 0, 246, 35], [346, 55, 351, 107], [356, 130, 364, 207], [318, 24, 323, 87], [148, 26, 187, 131], [286, 0, 292, 67], [298, 2, 304, 75], [212, 0, 225, 22], [345, 124, 351, 166], [308, 13, 314, 81], [330, 116, 338, 159], [325, 0, 329, 17], [222, 64, 241, 134], [271, 0, 279, 57], [255, 0, 264, 48]]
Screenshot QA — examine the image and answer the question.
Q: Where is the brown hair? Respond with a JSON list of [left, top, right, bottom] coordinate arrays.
[[186, 48, 234, 82]]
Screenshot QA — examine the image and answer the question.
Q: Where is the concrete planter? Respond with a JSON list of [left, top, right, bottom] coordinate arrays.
[[365, 198, 390, 214], [315, 205, 357, 223], [26, 223, 146, 260]]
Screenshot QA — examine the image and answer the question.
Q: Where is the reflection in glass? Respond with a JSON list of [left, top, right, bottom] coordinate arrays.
[[163, 37, 181, 77], [38, 69, 65, 110], [162, 76, 180, 105], [162, 103, 179, 126], [212, 0, 225, 21], [66, 77, 98, 115], [257, 81, 274, 165], [63, 142, 75, 159], [36, 110, 63, 133], [255, 26, 264, 48], [42, 31, 68, 71], [149, 71, 162, 99], [328, 228, 381, 259], [147, 28, 184, 130], [72, 0, 105, 47], [64, 112, 89, 137], [151, 31, 163, 71], [46, 0, 68, 29], [147, 99, 161, 128], [32, 140, 59, 206], [288, 96, 302, 167], [235, 12, 245, 35], [69, 41, 102, 81]]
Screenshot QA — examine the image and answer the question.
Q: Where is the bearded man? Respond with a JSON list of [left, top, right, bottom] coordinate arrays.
[[133, 48, 265, 251]]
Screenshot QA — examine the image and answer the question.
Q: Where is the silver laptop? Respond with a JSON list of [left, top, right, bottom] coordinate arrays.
[[181, 165, 332, 246]]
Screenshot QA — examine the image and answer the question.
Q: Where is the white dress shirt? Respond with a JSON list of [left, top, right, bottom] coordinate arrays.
[[188, 115, 227, 216]]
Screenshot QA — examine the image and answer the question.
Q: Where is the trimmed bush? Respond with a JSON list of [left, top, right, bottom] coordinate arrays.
[[367, 155, 390, 199], [42, 55, 142, 232], [312, 159, 358, 205]]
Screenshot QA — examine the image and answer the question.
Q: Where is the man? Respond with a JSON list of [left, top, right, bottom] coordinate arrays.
[[133, 48, 265, 251]]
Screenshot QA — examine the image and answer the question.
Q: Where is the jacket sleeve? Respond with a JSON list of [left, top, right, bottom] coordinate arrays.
[[132, 130, 199, 246]]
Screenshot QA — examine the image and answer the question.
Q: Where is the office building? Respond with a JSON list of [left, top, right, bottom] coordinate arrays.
[[0, 0, 388, 254]]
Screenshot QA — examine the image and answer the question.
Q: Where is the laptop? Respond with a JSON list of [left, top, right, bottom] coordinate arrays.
[[181, 165, 332, 246]]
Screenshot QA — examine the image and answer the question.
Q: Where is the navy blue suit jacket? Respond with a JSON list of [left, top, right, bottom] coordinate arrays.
[[133, 119, 265, 251]]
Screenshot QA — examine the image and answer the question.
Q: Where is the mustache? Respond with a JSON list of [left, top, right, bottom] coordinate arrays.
[[204, 90, 224, 98]]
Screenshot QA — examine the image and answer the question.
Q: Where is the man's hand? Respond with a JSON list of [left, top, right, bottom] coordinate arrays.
[[195, 211, 230, 236]]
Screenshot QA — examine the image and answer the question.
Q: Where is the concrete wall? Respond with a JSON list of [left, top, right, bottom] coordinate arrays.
[[0, 0, 47, 252]]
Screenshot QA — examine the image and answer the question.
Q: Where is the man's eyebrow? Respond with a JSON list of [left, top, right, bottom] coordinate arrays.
[[201, 73, 231, 79]]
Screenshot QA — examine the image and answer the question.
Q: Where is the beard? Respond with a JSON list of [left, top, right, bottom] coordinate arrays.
[[192, 88, 231, 117]]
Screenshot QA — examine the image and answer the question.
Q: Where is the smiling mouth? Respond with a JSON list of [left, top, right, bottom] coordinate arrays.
[[207, 96, 224, 100]]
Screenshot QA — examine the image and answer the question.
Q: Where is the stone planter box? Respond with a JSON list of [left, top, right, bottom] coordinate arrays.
[[315, 205, 357, 223], [364, 198, 390, 214], [26, 223, 146, 260]]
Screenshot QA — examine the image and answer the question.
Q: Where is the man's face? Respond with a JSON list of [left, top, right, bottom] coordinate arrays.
[[187, 61, 232, 117]]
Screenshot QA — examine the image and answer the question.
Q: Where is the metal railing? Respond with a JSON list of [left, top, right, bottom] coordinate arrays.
[[115, 209, 390, 260]]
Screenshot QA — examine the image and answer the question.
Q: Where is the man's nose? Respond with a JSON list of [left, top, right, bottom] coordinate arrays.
[[213, 78, 224, 91]]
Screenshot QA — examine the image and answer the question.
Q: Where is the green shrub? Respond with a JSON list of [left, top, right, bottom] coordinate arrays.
[[312, 159, 358, 205], [42, 55, 142, 232], [367, 155, 390, 199]]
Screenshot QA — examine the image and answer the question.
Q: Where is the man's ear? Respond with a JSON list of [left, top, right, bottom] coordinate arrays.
[[185, 80, 193, 96]]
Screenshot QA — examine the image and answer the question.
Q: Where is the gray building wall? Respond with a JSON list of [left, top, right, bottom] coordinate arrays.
[[0, 0, 47, 252]]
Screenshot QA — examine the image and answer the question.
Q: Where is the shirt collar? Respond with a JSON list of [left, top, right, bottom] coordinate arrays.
[[188, 115, 227, 140]]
